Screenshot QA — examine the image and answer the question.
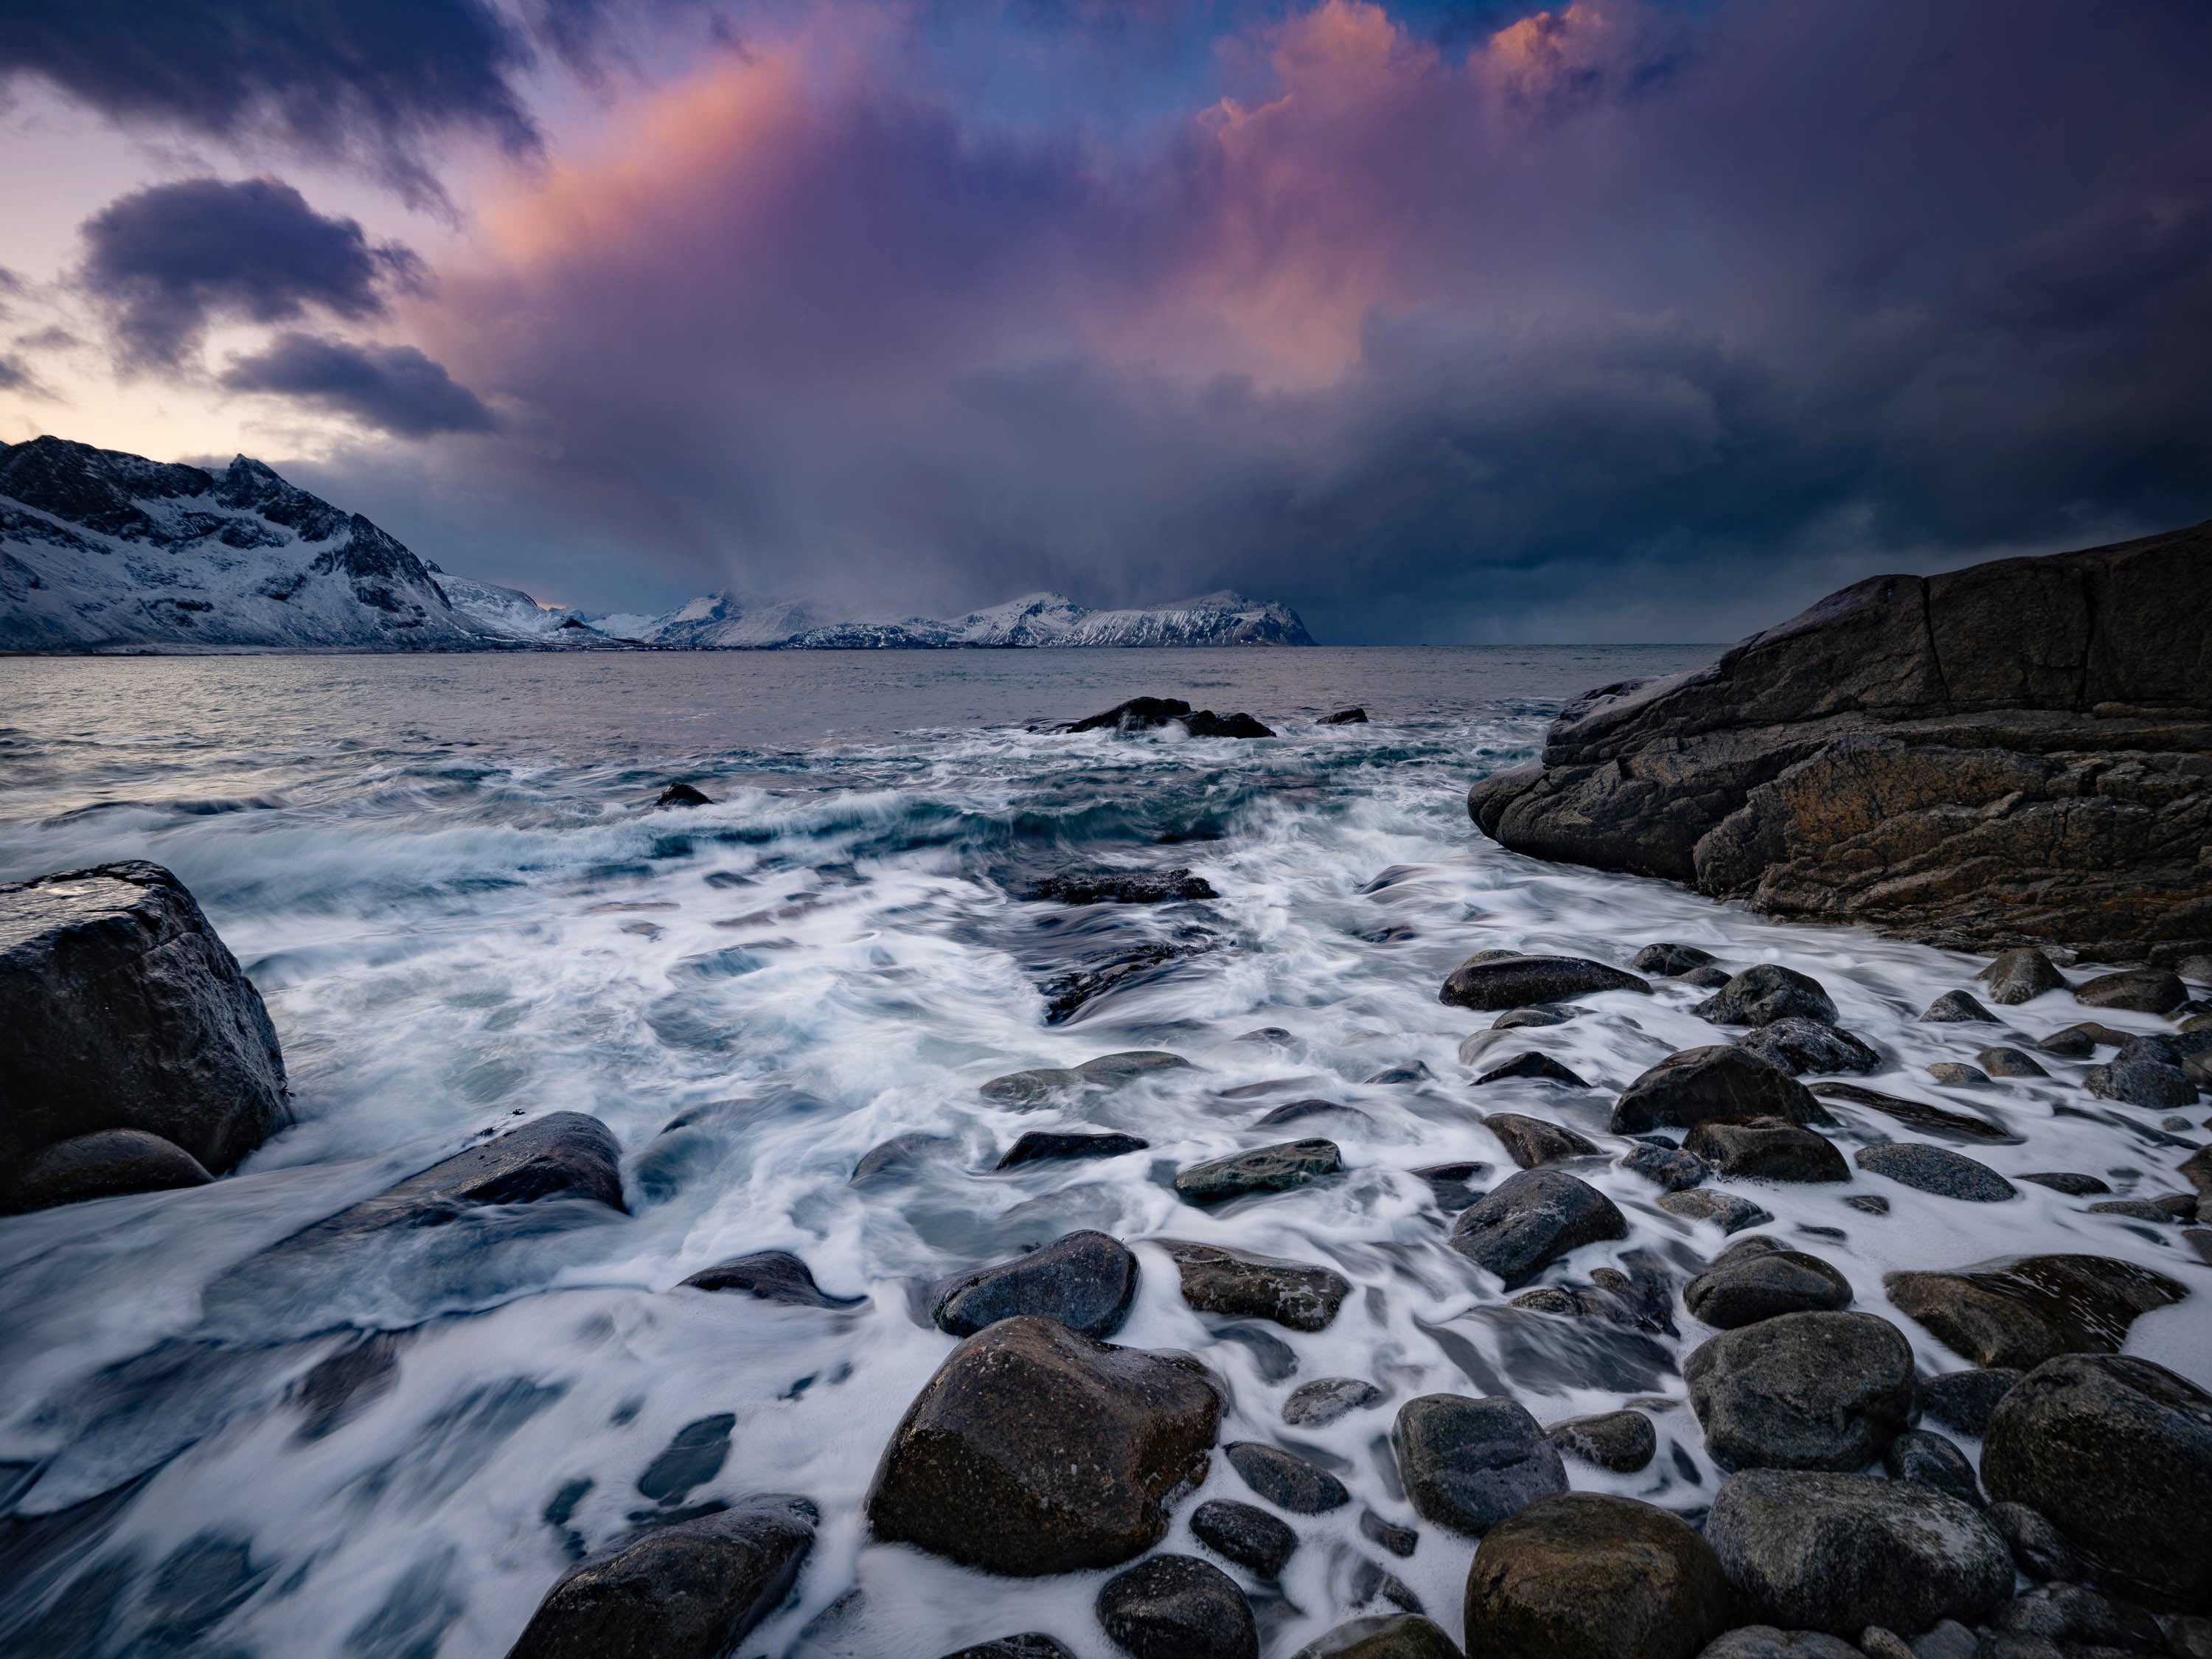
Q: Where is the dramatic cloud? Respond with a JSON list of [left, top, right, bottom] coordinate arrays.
[[77, 176, 422, 369], [220, 333, 498, 437], [1, 0, 540, 204]]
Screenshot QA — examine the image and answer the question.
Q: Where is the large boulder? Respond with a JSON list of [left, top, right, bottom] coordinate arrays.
[[502, 1494, 815, 1659], [1447, 1168, 1628, 1287], [1882, 1254, 2188, 1369], [1440, 955, 1651, 1010], [1464, 524, 2212, 964], [930, 1231, 1140, 1339], [1391, 1394, 1566, 1538], [0, 861, 291, 1186], [1980, 1353, 2212, 1611], [1683, 1310, 1916, 1470], [866, 1316, 1221, 1576], [1705, 1470, 2013, 1637], [1978, 947, 2068, 1004], [1612, 1048, 1829, 1133], [1461, 1493, 1731, 1659]]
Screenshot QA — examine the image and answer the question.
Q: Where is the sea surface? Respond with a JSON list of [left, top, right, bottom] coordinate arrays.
[[1, 647, 2206, 1659]]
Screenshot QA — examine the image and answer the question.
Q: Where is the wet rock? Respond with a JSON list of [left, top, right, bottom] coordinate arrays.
[[1467, 1500, 1731, 1658], [1391, 1394, 1566, 1538], [1447, 1167, 1628, 1287], [1096, 1554, 1258, 1659], [1545, 1410, 1657, 1472], [1683, 1118, 1849, 1183], [1696, 966, 1841, 1029], [655, 782, 713, 807], [1363, 1064, 1432, 1086], [852, 1132, 953, 1182], [1282, 1377, 1382, 1427], [2085, 1060, 2199, 1111], [502, 1492, 815, 1659], [2086, 1197, 2177, 1222], [679, 1250, 865, 1308], [980, 1051, 1191, 1106], [1439, 954, 1651, 1012], [1684, 1238, 1853, 1329], [1253, 1100, 1373, 1131], [1029, 868, 1216, 905], [1678, 966, 1736, 990], [1658, 1189, 1774, 1232], [1921, 992, 1998, 1024], [1851, 1144, 2017, 1202], [1158, 1240, 1351, 1332], [1621, 1141, 1710, 1192], [1495, 1006, 1574, 1030], [1360, 1511, 1419, 1557], [2187, 1144, 2212, 1201], [0, 860, 291, 1186], [1978, 948, 2069, 1005], [1613, 1048, 1829, 1134], [2038, 1020, 2137, 1055], [1993, 1583, 2167, 1652], [1175, 1139, 1340, 1204], [1225, 1441, 1349, 1514], [2075, 968, 2187, 1015], [996, 1131, 1150, 1169], [1916, 1368, 2023, 1436], [1, 1128, 212, 1213], [1882, 1255, 2188, 1369], [1881, 1429, 1981, 1507], [1734, 1020, 1882, 1077], [1413, 1162, 1489, 1212], [1808, 1083, 2015, 1143], [930, 1231, 1141, 1340], [1843, 1194, 1888, 1215], [2016, 1170, 2110, 1195], [1291, 1615, 1461, 1659], [1636, 943, 1721, 977], [1694, 1629, 1864, 1659], [638, 1413, 735, 1505], [1475, 1054, 1591, 1088], [942, 1637, 1078, 1659], [1190, 1498, 1297, 1577], [1977, 1047, 2048, 1078], [866, 1316, 1221, 1576], [1068, 697, 1269, 739], [1981, 1352, 2212, 1610], [1987, 1502, 2086, 1583], [1925, 1063, 1989, 1087], [1483, 1113, 1601, 1168], [1320, 707, 1369, 726], [293, 1331, 407, 1440], [1684, 1310, 1916, 1470], [1706, 1470, 2011, 1636]]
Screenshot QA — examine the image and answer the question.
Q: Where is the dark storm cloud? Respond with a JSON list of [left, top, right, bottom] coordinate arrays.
[[220, 333, 499, 437], [77, 177, 422, 369]]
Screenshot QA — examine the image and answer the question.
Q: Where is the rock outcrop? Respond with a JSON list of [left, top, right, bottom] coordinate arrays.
[[1467, 523, 2212, 962], [1, 861, 291, 1198]]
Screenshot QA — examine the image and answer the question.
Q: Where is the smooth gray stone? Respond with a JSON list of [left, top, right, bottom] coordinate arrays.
[[1851, 1143, 2017, 1202], [1446, 1167, 1627, 1287], [1390, 1394, 1564, 1538]]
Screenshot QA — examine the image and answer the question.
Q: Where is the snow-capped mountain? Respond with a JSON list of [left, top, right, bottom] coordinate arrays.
[[0, 437, 616, 652], [609, 588, 1314, 649]]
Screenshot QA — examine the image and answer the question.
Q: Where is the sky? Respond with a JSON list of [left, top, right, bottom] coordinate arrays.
[[2, 0, 2210, 642]]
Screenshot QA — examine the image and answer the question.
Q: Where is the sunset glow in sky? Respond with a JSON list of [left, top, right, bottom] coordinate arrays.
[[4, 0, 2209, 639]]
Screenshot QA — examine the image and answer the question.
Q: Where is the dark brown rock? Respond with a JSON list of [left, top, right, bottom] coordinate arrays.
[[1920, 991, 1997, 1024], [1977, 1046, 2049, 1078], [1621, 1141, 1710, 1192], [1807, 1082, 2015, 1143], [1636, 943, 1720, 977], [1461, 1493, 1731, 1659], [1882, 1255, 2188, 1369], [1483, 1113, 1600, 1168], [996, 1131, 1150, 1169], [1283, 1377, 1383, 1427], [1683, 1118, 1848, 1183], [865, 1316, 1221, 1576], [1440, 954, 1650, 1011], [655, 782, 713, 807], [1916, 1367, 2023, 1436], [1475, 1054, 1590, 1089], [0, 861, 291, 1185], [929, 1231, 1140, 1339], [1658, 1189, 1774, 1232], [2, 1127, 212, 1213], [1464, 525, 2212, 962], [1613, 1048, 1829, 1134], [1291, 1615, 1461, 1659], [1156, 1239, 1350, 1331]]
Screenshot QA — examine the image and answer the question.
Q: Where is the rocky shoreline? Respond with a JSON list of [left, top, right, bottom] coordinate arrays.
[[5, 841, 2211, 1659]]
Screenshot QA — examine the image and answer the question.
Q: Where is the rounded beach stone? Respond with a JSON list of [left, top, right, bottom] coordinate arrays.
[[1683, 1310, 1916, 1471], [1920, 991, 1997, 1023], [1440, 955, 1651, 1011], [2074, 968, 2186, 1014], [1224, 1442, 1348, 1514], [1694, 966, 1840, 1029], [1976, 1046, 2048, 1079], [1157, 1239, 1351, 1332], [1733, 1019, 1880, 1077], [1882, 1429, 1982, 1507], [1658, 1189, 1773, 1233], [1635, 943, 1719, 977], [1446, 1167, 1627, 1287], [1978, 948, 2067, 1005], [1916, 1367, 2022, 1436], [1391, 1394, 1566, 1538], [1174, 1139, 1341, 1204], [1475, 1054, 1590, 1089], [1693, 1630, 1863, 1659], [1283, 1377, 1382, 1427], [1545, 1410, 1657, 1472], [1683, 1239, 1852, 1329], [1683, 1118, 1848, 1183], [1621, 1141, 1709, 1192], [1096, 1554, 1257, 1659], [1291, 1615, 1461, 1659], [1482, 1112, 1600, 1167], [930, 1231, 1141, 1339], [1189, 1499, 1296, 1578], [2, 1127, 212, 1212], [1851, 1143, 2016, 1202], [1612, 1048, 1828, 1134], [1987, 1502, 2087, 1584], [679, 1249, 866, 1308], [1462, 1492, 1731, 1659], [1881, 1253, 2187, 1369]]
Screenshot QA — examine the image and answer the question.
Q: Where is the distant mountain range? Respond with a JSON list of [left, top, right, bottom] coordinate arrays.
[[0, 437, 1312, 653]]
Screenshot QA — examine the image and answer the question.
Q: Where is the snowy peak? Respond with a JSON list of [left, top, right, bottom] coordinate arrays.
[[604, 586, 1314, 649]]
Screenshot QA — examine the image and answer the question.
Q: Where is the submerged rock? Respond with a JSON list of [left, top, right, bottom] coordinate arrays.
[[1882, 1253, 2188, 1369], [1447, 1167, 1628, 1287], [1733, 1020, 1881, 1077], [866, 1315, 1221, 1576], [1290, 1615, 1461, 1659], [1157, 1239, 1351, 1332], [1174, 1139, 1341, 1204], [2075, 967, 2187, 1014], [1545, 1410, 1658, 1472], [1683, 1118, 1848, 1183], [942, 1638, 1078, 1659], [1807, 1082, 2014, 1143], [1684, 1310, 1916, 1471], [929, 1231, 1140, 1339], [1474, 1054, 1590, 1089], [2085, 1058, 2199, 1110], [679, 1250, 865, 1308], [1462, 1492, 1732, 1659], [1029, 868, 1216, 905], [1391, 1394, 1566, 1538], [1706, 1470, 2011, 1637], [1096, 1554, 1259, 1659], [1658, 1189, 1774, 1233], [1882, 1429, 1982, 1508], [1916, 1367, 2023, 1436], [1976, 1046, 2049, 1078], [2, 1128, 212, 1214], [1693, 1630, 1863, 1659], [1, 860, 291, 1187], [980, 1051, 1191, 1106], [1190, 1499, 1297, 1578], [1439, 955, 1651, 1011], [1612, 1048, 1828, 1134], [2015, 1169, 2109, 1194], [1621, 1141, 1710, 1192], [1319, 706, 1369, 726], [1635, 943, 1720, 977], [995, 1131, 1150, 1169], [1683, 1238, 1852, 1329], [1980, 1353, 2212, 1611], [1282, 1377, 1383, 1428], [1851, 1143, 2017, 1202], [1224, 1441, 1349, 1514], [1066, 697, 1273, 740], [1482, 1113, 1600, 1168], [1978, 948, 2068, 1005], [503, 1493, 815, 1659], [655, 782, 714, 807], [1695, 965, 1840, 1028], [1920, 991, 1998, 1023]]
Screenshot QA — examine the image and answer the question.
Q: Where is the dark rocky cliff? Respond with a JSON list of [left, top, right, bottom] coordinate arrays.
[[1468, 521, 2212, 962]]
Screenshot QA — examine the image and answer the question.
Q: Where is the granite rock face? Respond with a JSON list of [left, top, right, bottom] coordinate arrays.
[[0, 861, 291, 1187], [1466, 524, 2212, 963]]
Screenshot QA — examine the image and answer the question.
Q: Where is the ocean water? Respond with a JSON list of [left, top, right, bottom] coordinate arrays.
[[0, 647, 2205, 1659]]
